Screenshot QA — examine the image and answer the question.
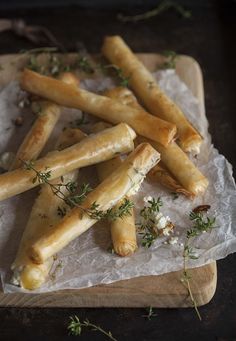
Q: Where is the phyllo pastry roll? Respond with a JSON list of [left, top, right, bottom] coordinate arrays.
[[148, 163, 193, 199], [20, 68, 176, 147], [102, 35, 202, 154], [0, 123, 136, 201], [28, 143, 160, 264], [140, 137, 208, 196], [9, 72, 79, 170], [91, 122, 137, 257], [11, 128, 86, 290]]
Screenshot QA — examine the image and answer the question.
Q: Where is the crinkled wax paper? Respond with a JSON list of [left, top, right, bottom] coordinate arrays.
[[0, 70, 236, 293]]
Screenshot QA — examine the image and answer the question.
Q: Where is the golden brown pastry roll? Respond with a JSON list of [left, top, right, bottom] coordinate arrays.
[[140, 137, 208, 196], [11, 129, 86, 290], [28, 143, 160, 264], [9, 72, 79, 170], [104, 86, 208, 196], [20, 69, 176, 146], [102, 35, 202, 154], [0, 123, 136, 201], [148, 163, 193, 199], [91, 122, 137, 257]]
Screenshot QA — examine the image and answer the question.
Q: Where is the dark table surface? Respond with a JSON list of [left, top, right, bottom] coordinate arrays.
[[0, 1, 236, 340]]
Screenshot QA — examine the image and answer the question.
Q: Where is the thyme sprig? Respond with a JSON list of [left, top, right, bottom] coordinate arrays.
[[21, 160, 133, 221], [22, 159, 91, 207], [138, 197, 164, 248], [117, 0, 191, 22], [89, 198, 134, 221], [76, 56, 94, 74], [99, 63, 130, 87], [27, 53, 70, 76], [68, 315, 117, 341], [181, 208, 216, 320], [142, 306, 157, 320]]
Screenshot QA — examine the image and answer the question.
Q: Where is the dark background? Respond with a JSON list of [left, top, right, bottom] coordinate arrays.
[[0, 0, 236, 340]]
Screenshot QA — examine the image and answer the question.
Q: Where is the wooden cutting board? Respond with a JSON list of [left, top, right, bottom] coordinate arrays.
[[0, 52, 217, 307]]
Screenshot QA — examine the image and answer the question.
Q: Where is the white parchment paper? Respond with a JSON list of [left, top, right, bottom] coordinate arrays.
[[0, 70, 236, 293]]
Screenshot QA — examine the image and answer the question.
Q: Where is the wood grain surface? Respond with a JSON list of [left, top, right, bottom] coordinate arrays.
[[0, 53, 217, 307]]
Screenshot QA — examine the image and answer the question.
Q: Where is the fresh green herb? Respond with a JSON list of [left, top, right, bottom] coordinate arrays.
[[187, 211, 216, 238], [138, 197, 164, 248], [117, 0, 191, 22], [142, 306, 157, 320], [161, 50, 178, 69], [68, 316, 117, 340], [99, 63, 130, 87], [181, 208, 216, 320], [26, 51, 71, 76], [77, 56, 94, 74], [88, 198, 134, 221], [171, 192, 179, 200], [65, 183, 92, 208], [27, 55, 40, 72], [21, 160, 133, 221]]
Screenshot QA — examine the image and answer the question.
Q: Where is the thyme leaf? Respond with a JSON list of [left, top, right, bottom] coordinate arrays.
[[68, 315, 117, 340], [142, 306, 157, 320], [76, 55, 94, 74], [99, 63, 130, 87]]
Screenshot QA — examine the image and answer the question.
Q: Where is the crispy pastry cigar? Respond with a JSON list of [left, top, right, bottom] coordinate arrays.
[[20, 69, 176, 146], [0, 123, 136, 201], [9, 72, 79, 170], [29, 143, 160, 264], [104, 87, 208, 196], [102, 36, 202, 154], [91, 123, 137, 257], [140, 137, 208, 195], [148, 163, 193, 198], [11, 128, 86, 290]]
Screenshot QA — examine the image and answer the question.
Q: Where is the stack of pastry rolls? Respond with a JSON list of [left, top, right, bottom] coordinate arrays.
[[0, 35, 210, 290], [103, 87, 208, 197], [102, 35, 203, 154]]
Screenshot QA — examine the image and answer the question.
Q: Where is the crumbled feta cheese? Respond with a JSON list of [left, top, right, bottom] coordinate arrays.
[[156, 216, 167, 230], [165, 216, 171, 222], [143, 195, 153, 203]]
